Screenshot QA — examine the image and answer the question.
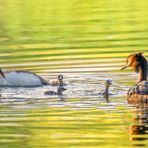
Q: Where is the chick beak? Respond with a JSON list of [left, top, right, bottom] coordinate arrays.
[[62, 88, 67, 91], [0, 69, 6, 79]]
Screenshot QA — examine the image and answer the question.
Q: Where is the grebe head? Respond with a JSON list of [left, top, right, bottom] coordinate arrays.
[[0, 69, 5, 79], [121, 52, 147, 72], [121, 52, 147, 83], [105, 79, 112, 86], [58, 74, 63, 81]]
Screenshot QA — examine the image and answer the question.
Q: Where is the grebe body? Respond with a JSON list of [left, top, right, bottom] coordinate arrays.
[[44, 87, 67, 95], [0, 71, 49, 87]]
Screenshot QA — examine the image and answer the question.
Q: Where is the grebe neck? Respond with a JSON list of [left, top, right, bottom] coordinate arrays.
[[138, 65, 147, 83], [104, 84, 109, 94], [59, 80, 63, 86]]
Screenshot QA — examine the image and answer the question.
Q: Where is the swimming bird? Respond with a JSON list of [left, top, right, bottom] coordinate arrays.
[[99, 80, 112, 102], [100, 79, 112, 95], [44, 86, 67, 95], [51, 74, 65, 86], [0, 70, 49, 87], [121, 52, 148, 103]]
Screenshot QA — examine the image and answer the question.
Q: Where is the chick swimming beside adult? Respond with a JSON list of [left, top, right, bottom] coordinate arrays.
[[51, 74, 65, 86], [44, 87, 67, 95], [98, 80, 112, 102], [99, 80, 112, 95], [121, 52, 148, 103]]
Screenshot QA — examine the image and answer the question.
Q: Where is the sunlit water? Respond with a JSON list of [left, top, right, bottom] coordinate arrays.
[[0, 0, 148, 147]]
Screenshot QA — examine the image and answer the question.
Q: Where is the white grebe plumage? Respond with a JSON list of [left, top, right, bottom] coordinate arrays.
[[0, 70, 49, 87]]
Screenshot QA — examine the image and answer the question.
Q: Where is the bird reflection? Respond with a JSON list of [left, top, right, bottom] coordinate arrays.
[[128, 103, 148, 146], [103, 93, 109, 102]]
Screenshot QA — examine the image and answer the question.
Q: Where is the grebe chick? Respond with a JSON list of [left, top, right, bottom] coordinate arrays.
[[98, 80, 112, 102], [99, 79, 112, 95], [121, 52, 148, 103], [44, 87, 67, 96], [51, 74, 65, 86]]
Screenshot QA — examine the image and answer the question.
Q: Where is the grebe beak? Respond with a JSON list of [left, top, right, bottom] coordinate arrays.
[[121, 66, 128, 70], [0, 69, 6, 79]]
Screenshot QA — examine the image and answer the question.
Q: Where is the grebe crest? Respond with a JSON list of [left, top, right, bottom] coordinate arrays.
[[121, 52, 147, 72]]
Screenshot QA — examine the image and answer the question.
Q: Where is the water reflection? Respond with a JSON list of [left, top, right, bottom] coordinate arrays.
[[129, 103, 148, 146], [103, 93, 110, 103]]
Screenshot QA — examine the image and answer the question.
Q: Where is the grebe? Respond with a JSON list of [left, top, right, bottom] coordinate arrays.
[[121, 52, 148, 103], [51, 74, 65, 86], [101, 80, 112, 95], [99, 80, 112, 102], [44, 86, 67, 95], [0, 70, 49, 87]]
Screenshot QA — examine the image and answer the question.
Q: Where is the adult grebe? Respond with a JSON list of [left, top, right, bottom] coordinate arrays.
[[0, 70, 49, 87], [121, 52, 148, 103], [44, 86, 67, 95], [51, 74, 65, 86]]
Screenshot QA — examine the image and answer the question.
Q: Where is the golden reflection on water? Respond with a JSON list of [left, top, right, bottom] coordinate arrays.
[[0, 107, 130, 147], [128, 104, 148, 146]]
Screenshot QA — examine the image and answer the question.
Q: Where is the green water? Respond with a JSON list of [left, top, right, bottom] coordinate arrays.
[[0, 0, 148, 147]]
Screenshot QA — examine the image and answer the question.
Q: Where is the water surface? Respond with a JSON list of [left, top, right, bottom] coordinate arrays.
[[0, 0, 148, 147]]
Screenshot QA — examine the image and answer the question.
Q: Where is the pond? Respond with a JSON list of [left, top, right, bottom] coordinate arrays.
[[0, 0, 148, 147]]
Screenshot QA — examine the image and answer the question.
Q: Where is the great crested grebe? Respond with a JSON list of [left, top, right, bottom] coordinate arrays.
[[0, 70, 49, 87], [51, 74, 65, 86], [121, 52, 148, 103], [44, 86, 67, 95]]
